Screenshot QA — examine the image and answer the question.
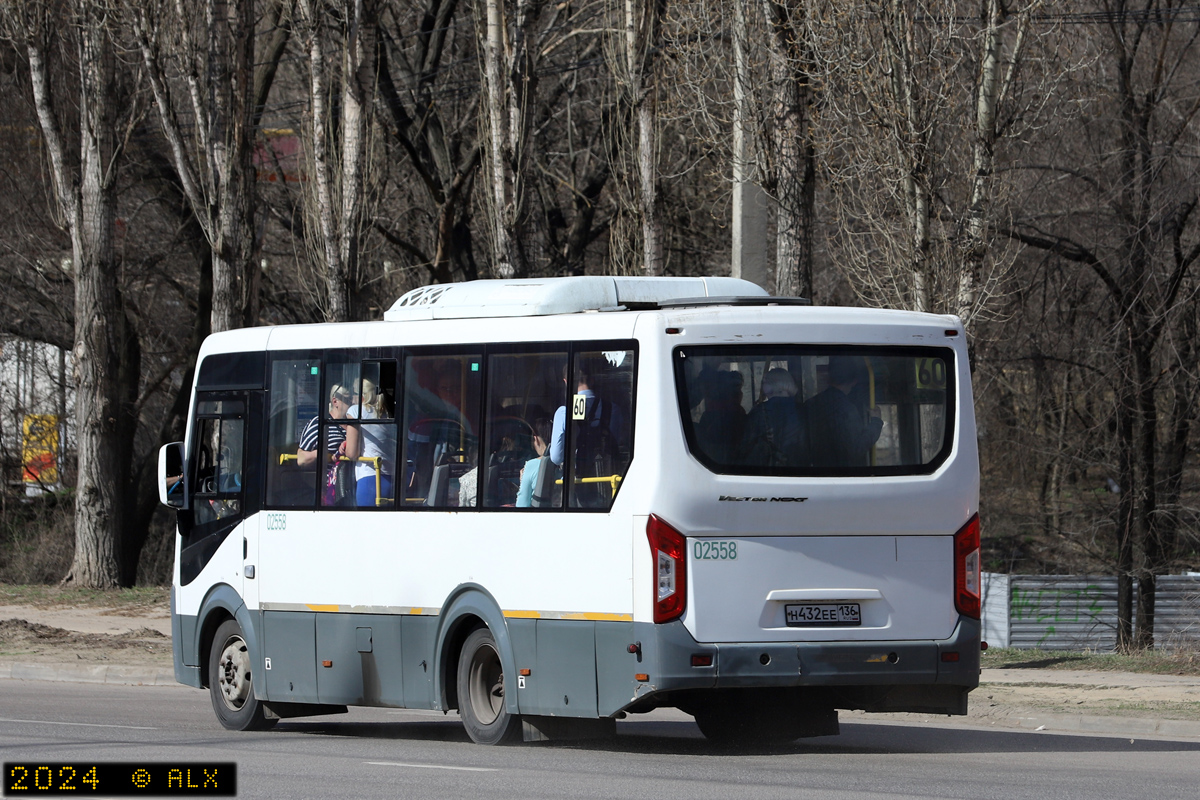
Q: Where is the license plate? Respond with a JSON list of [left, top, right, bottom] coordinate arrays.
[[785, 603, 861, 627]]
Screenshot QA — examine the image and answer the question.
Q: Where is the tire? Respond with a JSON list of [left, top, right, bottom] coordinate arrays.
[[693, 699, 836, 746], [208, 619, 276, 732], [456, 626, 521, 745]]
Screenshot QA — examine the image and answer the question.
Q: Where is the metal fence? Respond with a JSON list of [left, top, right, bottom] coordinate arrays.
[[980, 572, 1200, 651]]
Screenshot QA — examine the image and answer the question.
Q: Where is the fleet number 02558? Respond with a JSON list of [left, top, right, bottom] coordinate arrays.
[[694, 540, 737, 560]]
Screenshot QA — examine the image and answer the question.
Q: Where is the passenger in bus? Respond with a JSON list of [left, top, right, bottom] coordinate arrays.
[[806, 356, 883, 467], [548, 360, 625, 468], [739, 368, 809, 467], [694, 369, 746, 464], [455, 439, 480, 507], [343, 378, 396, 506], [516, 417, 554, 507], [297, 384, 352, 505]]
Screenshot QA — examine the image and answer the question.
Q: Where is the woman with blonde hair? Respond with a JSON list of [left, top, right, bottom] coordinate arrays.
[[343, 377, 396, 506]]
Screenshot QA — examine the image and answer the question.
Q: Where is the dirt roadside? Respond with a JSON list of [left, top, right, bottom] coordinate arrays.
[[3, 601, 1200, 732]]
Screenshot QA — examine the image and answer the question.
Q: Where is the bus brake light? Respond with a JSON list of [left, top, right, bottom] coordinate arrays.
[[647, 515, 687, 624], [954, 514, 981, 619]]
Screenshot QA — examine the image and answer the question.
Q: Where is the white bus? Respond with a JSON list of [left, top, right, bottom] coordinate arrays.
[[158, 276, 981, 745]]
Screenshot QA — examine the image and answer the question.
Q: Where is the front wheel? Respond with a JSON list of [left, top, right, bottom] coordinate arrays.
[[457, 627, 521, 745], [208, 619, 276, 731]]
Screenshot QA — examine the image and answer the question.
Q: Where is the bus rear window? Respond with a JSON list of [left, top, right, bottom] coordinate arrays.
[[674, 346, 954, 476]]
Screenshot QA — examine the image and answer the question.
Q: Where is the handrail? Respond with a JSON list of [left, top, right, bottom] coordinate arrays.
[[555, 474, 623, 493], [281, 452, 390, 505], [336, 456, 387, 506]]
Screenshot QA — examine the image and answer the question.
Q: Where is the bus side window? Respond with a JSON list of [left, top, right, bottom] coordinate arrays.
[[344, 360, 398, 508], [567, 348, 634, 510], [194, 415, 244, 526], [266, 358, 322, 508], [483, 351, 566, 509], [402, 353, 482, 507]]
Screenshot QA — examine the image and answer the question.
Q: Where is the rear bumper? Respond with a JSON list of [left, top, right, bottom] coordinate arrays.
[[625, 616, 980, 715]]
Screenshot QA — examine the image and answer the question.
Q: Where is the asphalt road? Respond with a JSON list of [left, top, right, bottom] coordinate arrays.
[[2, 681, 1198, 800]]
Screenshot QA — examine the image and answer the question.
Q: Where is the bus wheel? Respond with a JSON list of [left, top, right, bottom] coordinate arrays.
[[457, 627, 521, 745], [693, 700, 830, 746], [209, 619, 276, 732]]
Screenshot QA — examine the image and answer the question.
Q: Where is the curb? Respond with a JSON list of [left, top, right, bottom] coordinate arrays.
[[0, 661, 180, 687], [966, 710, 1200, 739]]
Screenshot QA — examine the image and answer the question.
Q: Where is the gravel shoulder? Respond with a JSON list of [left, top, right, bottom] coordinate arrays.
[[3, 600, 1199, 735], [0, 603, 171, 667]]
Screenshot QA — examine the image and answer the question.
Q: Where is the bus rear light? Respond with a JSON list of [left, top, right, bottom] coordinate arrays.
[[647, 514, 687, 624], [691, 654, 713, 667], [941, 652, 959, 662], [954, 514, 981, 619]]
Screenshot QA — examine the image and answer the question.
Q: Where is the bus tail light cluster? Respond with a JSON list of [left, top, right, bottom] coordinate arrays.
[[954, 514, 981, 619], [647, 514, 687, 624]]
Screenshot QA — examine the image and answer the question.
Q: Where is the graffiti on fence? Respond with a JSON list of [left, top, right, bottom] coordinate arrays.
[[1011, 584, 1104, 624]]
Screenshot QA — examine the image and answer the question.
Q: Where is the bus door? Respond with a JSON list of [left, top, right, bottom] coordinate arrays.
[[181, 393, 257, 599]]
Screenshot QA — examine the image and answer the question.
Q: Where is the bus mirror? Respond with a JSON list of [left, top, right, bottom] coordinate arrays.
[[159, 442, 187, 509]]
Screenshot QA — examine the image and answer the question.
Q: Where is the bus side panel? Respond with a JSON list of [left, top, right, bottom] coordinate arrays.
[[595, 620, 639, 717], [263, 611, 319, 703], [315, 613, 405, 707], [532, 620, 597, 718], [171, 589, 201, 688], [401, 615, 437, 709], [174, 522, 247, 663], [509, 618, 538, 713]]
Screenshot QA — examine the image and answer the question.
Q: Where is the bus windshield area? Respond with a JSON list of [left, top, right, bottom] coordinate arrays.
[[675, 346, 954, 476]]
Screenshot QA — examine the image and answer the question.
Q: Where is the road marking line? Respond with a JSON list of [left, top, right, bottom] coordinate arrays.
[[366, 761, 497, 773], [0, 717, 156, 730]]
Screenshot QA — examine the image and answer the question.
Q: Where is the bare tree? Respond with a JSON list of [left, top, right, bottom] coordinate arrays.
[[297, 0, 377, 321], [759, 0, 815, 298], [814, 0, 1048, 327], [133, 0, 293, 332], [619, 0, 667, 275], [374, 0, 483, 285], [3, 0, 137, 587], [1006, 0, 1200, 649], [476, 0, 542, 277]]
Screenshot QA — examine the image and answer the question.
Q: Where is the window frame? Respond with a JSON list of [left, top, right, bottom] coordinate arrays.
[[673, 344, 956, 478], [260, 340, 638, 512]]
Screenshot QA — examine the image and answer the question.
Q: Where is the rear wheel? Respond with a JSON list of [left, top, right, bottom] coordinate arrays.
[[208, 619, 275, 731], [693, 698, 837, 745], [457, 627, 521, 745]]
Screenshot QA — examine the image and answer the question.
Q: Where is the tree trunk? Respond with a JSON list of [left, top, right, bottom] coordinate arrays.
[[298, 0, 348, 320], [210, 0, 259, 332], [762, 0, 814, 299], [338, 0, 375, 311], [25, 4, 127, 587], [298, 0, 374, 320], [1114, 342, 1136, 652], [480, 0, 538, 278], [625, 0, 665, 276], [1133, 338, 1159, 649], [136, 0, 286, 333], [957, 0, 1021, 328]]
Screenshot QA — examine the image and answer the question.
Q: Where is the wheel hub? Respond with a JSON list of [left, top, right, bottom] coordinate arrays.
[[469, 644, 505, 725], [217, 637, 251, 711]]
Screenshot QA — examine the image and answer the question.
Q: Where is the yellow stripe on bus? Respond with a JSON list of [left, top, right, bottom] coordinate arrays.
[[306, 604, 339, 612], [505, 610, 632, 622]]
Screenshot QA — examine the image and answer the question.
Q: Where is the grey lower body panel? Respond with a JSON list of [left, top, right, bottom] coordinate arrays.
[[172, 593, 202, 688], [622, 617, 980, 717]]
